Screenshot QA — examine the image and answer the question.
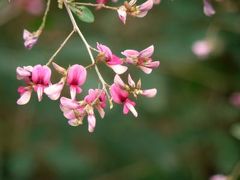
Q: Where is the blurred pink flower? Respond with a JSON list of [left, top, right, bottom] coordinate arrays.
[[14, 0, 44, 15], [122, 45, 160, 74], [192, 39, 213, 59], [97, 43, 128, 74], [117, 0, 154, 24], [210, 175, 227, 180], [66, 64, 87, 99], [230, 92, 240, 107], [203, 0, 215, 16], [23, 29, 39, 49]]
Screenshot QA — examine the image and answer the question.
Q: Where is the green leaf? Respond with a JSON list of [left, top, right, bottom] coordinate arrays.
[[69, 5, 94, 23]]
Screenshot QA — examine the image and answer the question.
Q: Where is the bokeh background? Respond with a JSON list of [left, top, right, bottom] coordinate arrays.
[[0, 0, 240, 179]]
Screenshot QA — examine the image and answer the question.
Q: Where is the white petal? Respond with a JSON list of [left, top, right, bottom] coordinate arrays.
[[109, 65, 128, 74], [128, 74, 135, 88], [17, 90, 32, 105], [126, 103, 138, 117]]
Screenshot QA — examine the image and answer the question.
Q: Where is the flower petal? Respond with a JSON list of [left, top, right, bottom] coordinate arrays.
[[139, 66, 153, 74], [114, 74, 125, 87], [17, 90, 32, 105], [88, 115, 96, 133], [142, 88, 157, 97], [109, 64, 128, 74], [128, 74, 135, 88], [139, 45, 154, 58]]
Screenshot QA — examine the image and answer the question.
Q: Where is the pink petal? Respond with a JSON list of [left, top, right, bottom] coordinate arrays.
[[110, 84, 129, 104], [36, 86, 44, 101], [117, 7, 127, 24], [124, 100, 138, 117], [109, 64, 128, 74], [107, 54, 122, 65], [139, 0, 154, 12], [31, 65, 51, 85], [23, 29, 31, 40], [128, 74, 135, 88], [97, 43, 113, 58], [44, 81, 64, 100], [16, 66, 32, 79], [60, 97, 79, 109], [139, 45, 154, 58], [67, 64, 87, 86], [63, 110, 76, 120], [203, 0, 215, 16], [142, 88, 157, 97], [88, 115, 96, 133], [17, 90, 32, 105], [136, 11, 148, 18], [121, 49, 140, 58], [96, 105, 105, 118], [70, 86, 77, 100], [145, 61, 160, 68], [139, 66, 153, 74], [114, 74, 125, 87]]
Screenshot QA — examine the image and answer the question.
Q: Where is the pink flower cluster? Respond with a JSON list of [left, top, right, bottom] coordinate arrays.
[[117, 0, 154, 24], [17, 44, 160, 132]]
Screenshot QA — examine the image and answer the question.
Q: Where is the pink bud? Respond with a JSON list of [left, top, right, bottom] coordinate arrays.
[[203, 0, 215, 16], [141, 88, 157, 97], [23, 29, 39, 49], [117, 7, 127, 24]]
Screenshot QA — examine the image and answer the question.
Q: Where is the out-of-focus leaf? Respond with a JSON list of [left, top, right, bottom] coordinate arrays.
[[69, 5, 94, 23], [231, 123, 240, 140]]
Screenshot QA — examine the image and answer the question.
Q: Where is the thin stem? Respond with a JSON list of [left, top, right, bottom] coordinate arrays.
[[39, 0, 51, 31], [90, 46, 100, 53], [85, 63, 96, 69], [74, 2, 118, 11], [64, 1, 113, 108], [46, 29, 75, 66]]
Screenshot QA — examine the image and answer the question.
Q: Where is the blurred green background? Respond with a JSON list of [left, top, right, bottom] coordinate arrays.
[[0, 0, 240, 179]]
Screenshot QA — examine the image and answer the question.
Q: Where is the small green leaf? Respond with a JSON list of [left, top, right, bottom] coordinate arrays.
[[69, 5, 95, 23]]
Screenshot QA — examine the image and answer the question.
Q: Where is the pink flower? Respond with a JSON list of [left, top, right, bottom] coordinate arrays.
[[122, 45, 160, 74], [16, 64, 51, 105], [192, 40, 213, 59], [23, 29, 39, 49], [210, 175, 227, 180], [117, 0, 153, 24], [110, 83, 138, 117], [136, 0, 154, 17], [60, 89, 107, 133], [110, 74, 157, 117], [97, 43, 128, 74], [84, 89, 107, 118], [66, 64, 87, 99], [60, 97, 85, 126], [203, 0, 215, 16], [31, 65, 51, 101]]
